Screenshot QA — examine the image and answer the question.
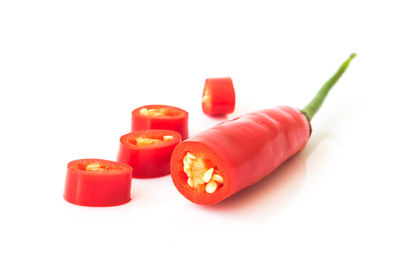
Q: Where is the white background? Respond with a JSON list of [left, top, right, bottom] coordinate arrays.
[[1, 0, 399, 266]]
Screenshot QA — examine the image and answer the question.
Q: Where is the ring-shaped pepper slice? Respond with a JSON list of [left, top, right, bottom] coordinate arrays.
[[202, 77, 235, 116], [117, 129, 182, 178], [64, 159, 132, 207], [131, 104, 189, 139]]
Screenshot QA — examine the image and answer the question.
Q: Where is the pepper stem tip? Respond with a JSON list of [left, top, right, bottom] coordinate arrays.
[[301, 53, 356, 123]]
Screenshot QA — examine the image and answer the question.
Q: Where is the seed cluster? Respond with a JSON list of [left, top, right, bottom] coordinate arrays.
[[183, 152, 223, 193]]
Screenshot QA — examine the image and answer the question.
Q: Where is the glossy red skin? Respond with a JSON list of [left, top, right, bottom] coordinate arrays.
[[132, 105, 189, 139], [202, 77, 235, 116], [117, 129, 181, 178], [170, 106, 310, 205], [64, 159, 132, 207]]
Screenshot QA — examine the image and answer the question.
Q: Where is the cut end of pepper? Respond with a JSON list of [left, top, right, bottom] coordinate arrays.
[[170, 138, 233, 205]]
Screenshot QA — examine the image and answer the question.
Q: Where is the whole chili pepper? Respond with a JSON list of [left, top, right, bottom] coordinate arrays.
[[132, 104, 189, 139], [170, 54, 356, 205], [202, 77, 236, 116]]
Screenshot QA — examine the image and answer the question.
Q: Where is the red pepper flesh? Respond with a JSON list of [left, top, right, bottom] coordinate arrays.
[[170, 106, 309, 205], [132, 104, 189, 139], [202, 77, 235, 116], [64, 159, 132, 207], [117, 129, 181, 178]]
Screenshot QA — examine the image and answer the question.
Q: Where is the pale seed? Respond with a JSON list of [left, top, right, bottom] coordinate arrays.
[[163, 135, 174, 140], [202, 168, 214, 183], [184, 154, 192, 164], [202, 95, 211, 103], [205, 180, 217, 193], [212, 174, 223, 183], [139, 108, 149, 115]]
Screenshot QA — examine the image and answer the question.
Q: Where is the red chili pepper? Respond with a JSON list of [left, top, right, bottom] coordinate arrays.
[[202, 77, 235, 116], [64, 159, 132, 207], [117, 129, 181, 178], [170, 54, 356, 205], [132, 104, 189, 139]]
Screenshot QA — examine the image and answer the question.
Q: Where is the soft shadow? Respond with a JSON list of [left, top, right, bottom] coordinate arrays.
[[302, 130, 341, 157], [209, 114, 229, 120], [201, 128, 342, 221], [202, 154, 307, 220], [203, 114, 229, 125]]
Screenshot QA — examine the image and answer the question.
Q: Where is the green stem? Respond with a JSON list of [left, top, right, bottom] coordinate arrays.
[[301, 53, 356, 122]]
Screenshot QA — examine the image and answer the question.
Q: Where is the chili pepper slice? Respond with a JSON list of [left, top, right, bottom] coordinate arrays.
[[117, 129, 181, 178], [170, 54, 356, 205], [64, 159, 132, 207], [132, 104, 189, 139], [202, 77, 235, 116]]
